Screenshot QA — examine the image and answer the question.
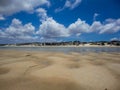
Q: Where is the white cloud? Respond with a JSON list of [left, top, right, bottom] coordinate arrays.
[[64, 0, 71, 8], [55, 0, 82, 12], [68, 18, 120, 36], [0, 14, 5, 20], [55, 8, 63, 13], [40, 37, 57, 42], [68, 18, 90, 35], [1, 16, 120, 43], [37, 17, 69, 38], [6, 18, 35, 36], [93, 13, 99, 21], [0, 18, 38, 43], [110, 37, 120, 41], [36, 8, 48, 22], [90, 21, 102, 32], [91, 18, 120, 34], [105, 18, 116, 23], [37, 17, 120, 38], [68, 0, 82, 9], [0, 0, 50, 16], [0, 29, 6, 38], [99, 19, 120, 34]]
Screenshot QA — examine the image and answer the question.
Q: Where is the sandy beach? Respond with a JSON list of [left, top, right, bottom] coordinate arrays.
[[0, 50, 120, 90]]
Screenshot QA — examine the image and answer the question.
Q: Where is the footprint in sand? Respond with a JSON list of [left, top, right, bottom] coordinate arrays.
[[0, 67, 10, 75], [65, 59, 81, 69], [23, 60, 53, 75], [65, 62, 80, 69]]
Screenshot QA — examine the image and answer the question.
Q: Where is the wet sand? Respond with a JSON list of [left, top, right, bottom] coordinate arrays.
[[0, 50, 120, 90]]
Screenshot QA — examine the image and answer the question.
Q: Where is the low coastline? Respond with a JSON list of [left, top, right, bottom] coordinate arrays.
[[0, 50, 120, 90], [1, 44, 120, 47]]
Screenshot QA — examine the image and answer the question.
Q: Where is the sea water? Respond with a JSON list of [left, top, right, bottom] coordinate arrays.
[[0, 47, 120, 53]]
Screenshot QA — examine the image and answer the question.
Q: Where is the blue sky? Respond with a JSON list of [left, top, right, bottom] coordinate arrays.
[[0, 0, 120, 44]]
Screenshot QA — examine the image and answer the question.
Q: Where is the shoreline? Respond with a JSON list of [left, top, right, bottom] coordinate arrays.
[[1, 45, 120, 48]]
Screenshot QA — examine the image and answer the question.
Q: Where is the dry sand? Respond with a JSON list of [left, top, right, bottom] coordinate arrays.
[[0, 50, 120, 90]]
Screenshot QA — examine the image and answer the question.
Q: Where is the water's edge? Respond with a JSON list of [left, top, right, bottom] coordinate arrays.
[[0, 47, 120, 53]]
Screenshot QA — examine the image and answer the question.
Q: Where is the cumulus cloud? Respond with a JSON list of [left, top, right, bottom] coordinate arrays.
[[0, 29, 6, 38], [0, 18, 38, 43], [68, 18, 120, 35], [105, 18, 116, 23], [1, 17, 120, 43], [0, 0, 50, 16], [99, 19, 120, 34], [6, 18, 35, 36], [68, 18, 90, 35], [89, 21, 102, 32], [55, 0, 82, 12], [36, 8, 48, 22], [36, 17, 120, 39], [37, 17, 69, 38]]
